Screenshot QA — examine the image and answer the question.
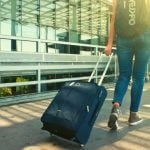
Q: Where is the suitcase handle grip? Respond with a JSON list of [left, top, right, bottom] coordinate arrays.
[[98, 53, 113, 86], [88, 53, 114, 86]]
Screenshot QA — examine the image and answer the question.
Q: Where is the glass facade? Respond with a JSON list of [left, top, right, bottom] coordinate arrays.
[[0, 0, 111, 53]]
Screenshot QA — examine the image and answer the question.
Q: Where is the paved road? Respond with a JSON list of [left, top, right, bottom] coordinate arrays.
[[0, 83, 150, 150]]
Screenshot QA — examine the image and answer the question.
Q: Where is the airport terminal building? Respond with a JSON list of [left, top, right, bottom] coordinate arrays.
[[0, 1, 150, 150]]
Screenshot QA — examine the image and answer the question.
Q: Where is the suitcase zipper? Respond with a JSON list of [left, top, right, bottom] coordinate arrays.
[[89, 89, 104, 126], [99, 90, 103, 98], [86, 105, 90, 112]]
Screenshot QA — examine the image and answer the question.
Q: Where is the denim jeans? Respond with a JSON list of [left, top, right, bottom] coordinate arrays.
[[113, 30, 150, 112]]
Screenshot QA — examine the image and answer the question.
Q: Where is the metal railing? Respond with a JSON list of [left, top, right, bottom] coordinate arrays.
[[0, 35, 117, 94], [0, 34, 149, 96]]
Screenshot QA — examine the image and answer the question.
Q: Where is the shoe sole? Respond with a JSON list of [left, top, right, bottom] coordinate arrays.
[[129, 119, 143, 126], [108, 114, 118, 130]]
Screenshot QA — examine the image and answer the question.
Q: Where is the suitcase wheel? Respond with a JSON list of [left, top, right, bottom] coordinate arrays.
[[79, 144, 86, 150]]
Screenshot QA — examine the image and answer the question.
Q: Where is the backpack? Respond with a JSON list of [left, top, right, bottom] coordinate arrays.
[[115, 0, 150, 38]]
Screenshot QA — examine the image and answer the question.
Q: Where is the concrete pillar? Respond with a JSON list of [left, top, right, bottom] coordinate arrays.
[[0, 0, 1, 51], [69, 3, 78, 43], [11, 0, 17, 51], [36, 0, 40, 52]]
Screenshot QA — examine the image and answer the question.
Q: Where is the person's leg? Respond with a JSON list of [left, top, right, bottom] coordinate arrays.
[[130, 49, 150, 112], [129, 31, 150, 125], [113, 48, 133, 105], [108, 37, 134, 130]]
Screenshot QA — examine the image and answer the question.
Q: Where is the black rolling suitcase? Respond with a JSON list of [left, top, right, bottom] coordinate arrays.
[[41, 53, 113, 146]]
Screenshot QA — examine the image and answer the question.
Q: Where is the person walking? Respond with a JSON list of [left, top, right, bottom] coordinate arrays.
[[104, 0, 150, 130]]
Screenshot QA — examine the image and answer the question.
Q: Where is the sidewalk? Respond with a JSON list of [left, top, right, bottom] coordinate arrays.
[[0, 83, 150, 150]]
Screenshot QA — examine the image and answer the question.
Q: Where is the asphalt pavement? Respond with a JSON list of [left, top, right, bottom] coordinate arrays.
[[0, 83, 150, 150]]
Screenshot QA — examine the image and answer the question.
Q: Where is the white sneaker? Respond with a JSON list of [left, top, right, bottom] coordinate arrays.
[[128, 112, 143, 126]]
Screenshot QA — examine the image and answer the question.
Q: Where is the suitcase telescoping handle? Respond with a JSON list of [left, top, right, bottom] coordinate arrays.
[[88, 53, 114, 86]]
